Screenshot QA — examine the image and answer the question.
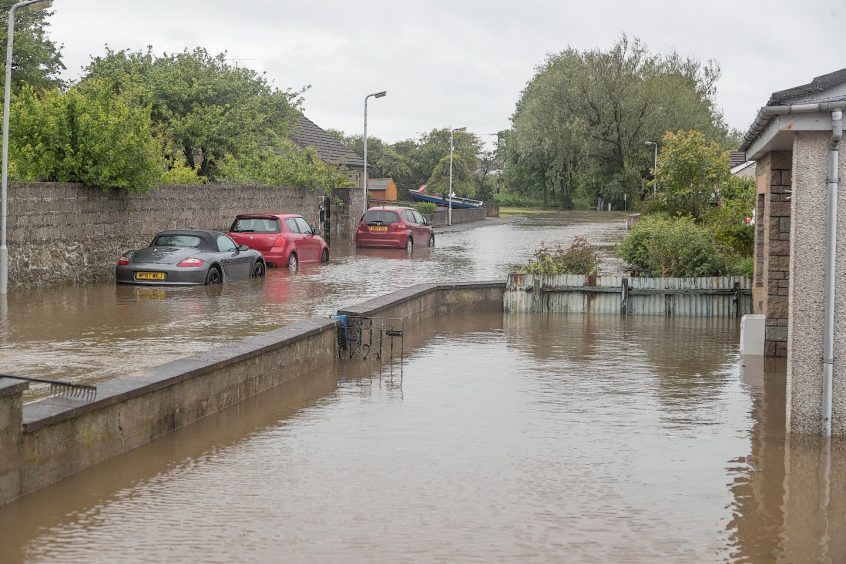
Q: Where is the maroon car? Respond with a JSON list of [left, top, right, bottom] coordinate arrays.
[[228, 214, 328, 269], [355, 206, 434, 251]]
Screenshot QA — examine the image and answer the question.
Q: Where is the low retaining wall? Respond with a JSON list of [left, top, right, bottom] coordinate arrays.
[[427, 207, 488, 227], [505, 274, 752, 317], [0, 281, 506, 506]]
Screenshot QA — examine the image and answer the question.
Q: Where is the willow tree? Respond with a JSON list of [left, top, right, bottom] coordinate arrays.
[[506, 36, 730, 208]]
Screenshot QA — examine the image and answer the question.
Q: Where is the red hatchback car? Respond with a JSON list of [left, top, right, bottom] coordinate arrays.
[[355, 206, 434, 251], [228, 214, 328, 269]]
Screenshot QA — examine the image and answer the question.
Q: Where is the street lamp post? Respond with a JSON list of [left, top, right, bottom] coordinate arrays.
[[645, 141, 658, 197], [448, 126, 466, 226], [1, 0, 53, 295], [362, 90, 386, 216]]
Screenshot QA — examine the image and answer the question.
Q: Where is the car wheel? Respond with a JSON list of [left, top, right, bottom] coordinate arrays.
[[320, 249, 329, 263], [205, 266, 222, 285], [252, 261, 266, 277], [288, 253, 298, 270], [428, 234, 435, 247], [405, 236, 413, 253]]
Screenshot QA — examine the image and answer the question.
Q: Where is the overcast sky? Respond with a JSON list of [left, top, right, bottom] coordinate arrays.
[[46, 0, 844, 147]]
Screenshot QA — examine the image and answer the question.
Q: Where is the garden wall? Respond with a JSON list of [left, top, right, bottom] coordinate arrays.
[[6, 183, 361, 289]]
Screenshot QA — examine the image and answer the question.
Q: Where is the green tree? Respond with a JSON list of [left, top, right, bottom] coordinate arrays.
[[649, 130, 730, 220], [83, 47, 303, 179], [506, 35, 730, 209], [10, 81, 162, 192], [0, 0, 64, 101], [425, 153, 475, 196], [216, 139, 352, 191]]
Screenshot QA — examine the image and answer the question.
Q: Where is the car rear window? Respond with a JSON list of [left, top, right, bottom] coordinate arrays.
[[153, 235, 203, 248], [230, 217, 281, 233], [362, 210, 400, 225]]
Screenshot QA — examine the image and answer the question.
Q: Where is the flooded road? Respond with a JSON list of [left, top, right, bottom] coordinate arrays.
[[0, 212, 626, 396], [2, 313, 840, 562]]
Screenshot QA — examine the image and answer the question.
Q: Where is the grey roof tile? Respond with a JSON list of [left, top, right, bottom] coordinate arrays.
[[289, 114, 364, 168]]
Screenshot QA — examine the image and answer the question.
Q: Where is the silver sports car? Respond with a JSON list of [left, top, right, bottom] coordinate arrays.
[[116, 229, 266, 285]]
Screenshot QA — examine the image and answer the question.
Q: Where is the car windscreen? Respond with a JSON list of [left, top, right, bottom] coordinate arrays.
[[230, 217, 281, 233], [153, 235, 203, 248], [362, 210, 400, 225]]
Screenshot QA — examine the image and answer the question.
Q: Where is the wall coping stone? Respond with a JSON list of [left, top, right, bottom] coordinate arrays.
[[21, 317, 337, 433], [337, 280, 506, 317], [0, 378, 28, 398]]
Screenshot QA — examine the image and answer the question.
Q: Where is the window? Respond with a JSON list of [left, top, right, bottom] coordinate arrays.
[[362, 210, 399, 225], [403, 210, 417, 224], [285, 218, 300, 233], [153, 235, 202, 248], [411, 210, 425, 224], [217, 235, 237, 253], [294, 217, 312, 234], [230, 217, 280, 233]]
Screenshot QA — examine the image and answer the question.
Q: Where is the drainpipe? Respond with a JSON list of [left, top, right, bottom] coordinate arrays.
[[822, 108, 842, 438]]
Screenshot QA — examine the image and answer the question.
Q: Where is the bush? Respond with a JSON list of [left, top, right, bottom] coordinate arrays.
[[617, 215, 729, 277], [11, 82, 163, 193], [160, 158, 207, 185], [520, 237, 599, 275], [414, 202, 438, 215]]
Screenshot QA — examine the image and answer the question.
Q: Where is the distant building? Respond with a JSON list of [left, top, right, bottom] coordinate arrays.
[[289, 114, 364, 186], [368, 178, 398, 201], [730, 150, 756, 178]]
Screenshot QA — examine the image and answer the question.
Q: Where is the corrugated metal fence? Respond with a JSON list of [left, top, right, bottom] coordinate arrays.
[[504, 273, 752, 317]]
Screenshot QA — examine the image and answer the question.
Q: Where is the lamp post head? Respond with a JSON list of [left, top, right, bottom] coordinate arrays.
[[453, 126, 466, 133], [645, 141, 657, 147], [24, 0, 53, 10], [374, 91, 387, 98]]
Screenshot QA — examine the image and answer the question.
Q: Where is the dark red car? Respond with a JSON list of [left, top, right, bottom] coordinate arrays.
[[228, 214, 328, 269], [355, 206, 434, 251]]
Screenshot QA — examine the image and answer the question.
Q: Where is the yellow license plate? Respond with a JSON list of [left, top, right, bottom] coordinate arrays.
[[135, 271, 166, 281], [369, 226, 388, 232]]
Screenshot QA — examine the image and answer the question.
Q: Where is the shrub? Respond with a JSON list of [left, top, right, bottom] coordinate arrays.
[[11, 82, 163, 193], [160, 158, 207, 185], [618, 215, 729, 277], [520, 237, 599, 275], [414, 202, 438, 215]]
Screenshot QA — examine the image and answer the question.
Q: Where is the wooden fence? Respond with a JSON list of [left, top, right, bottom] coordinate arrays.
[[504, 274, 752, 317]]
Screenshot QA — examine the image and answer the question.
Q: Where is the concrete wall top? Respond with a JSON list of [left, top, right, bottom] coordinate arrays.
[[337, 281, 506, 318], [0, 378, 28, 398], [21, 317, 337, 433]]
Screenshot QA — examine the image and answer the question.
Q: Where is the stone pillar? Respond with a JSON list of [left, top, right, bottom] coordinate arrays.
[[788, 131, 846, 435], [753, 151, 792, 356], [0, 378, 26, 505], [331, 187, 365, 241]]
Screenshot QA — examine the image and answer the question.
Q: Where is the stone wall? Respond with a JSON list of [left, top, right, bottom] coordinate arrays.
[[6, 182, 353, 289], [752, 152, 792, 356], [787, 132, 846, 435], [426, 207, 488, 228]]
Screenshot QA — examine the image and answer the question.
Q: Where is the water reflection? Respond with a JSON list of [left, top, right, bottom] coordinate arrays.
[[2, 314, 841, 562]]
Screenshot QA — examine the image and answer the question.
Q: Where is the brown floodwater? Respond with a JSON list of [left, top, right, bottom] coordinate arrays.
[[1, 312, 841, 563], [0, 212, 626, 397]]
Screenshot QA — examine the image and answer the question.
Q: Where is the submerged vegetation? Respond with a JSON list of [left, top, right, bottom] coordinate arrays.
[[520, 237, 599, 276]]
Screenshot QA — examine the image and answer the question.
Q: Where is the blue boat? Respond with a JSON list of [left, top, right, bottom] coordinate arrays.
[[409, 188, 483, 209]]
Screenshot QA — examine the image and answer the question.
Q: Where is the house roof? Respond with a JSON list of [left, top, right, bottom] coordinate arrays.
[[368, 178, 394, 190], [768, 68, 846, 105], [729, 151, 747, 168], [289, 114, 364, 169], [739, 68, 846, 156]]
